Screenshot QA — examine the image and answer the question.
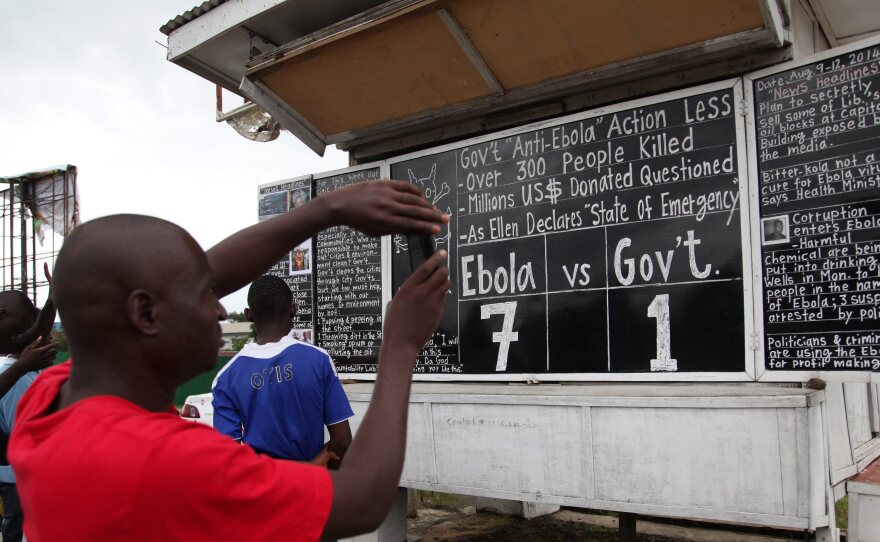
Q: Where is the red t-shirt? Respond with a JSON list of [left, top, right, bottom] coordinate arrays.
[[9, 362, 333, 541]]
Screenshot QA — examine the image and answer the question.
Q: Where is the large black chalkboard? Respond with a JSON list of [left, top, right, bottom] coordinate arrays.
[[258, 176, 314, 336], [314, 167, 383, 371], [753, 42, 880, 372], [391, 84, 748, 375]]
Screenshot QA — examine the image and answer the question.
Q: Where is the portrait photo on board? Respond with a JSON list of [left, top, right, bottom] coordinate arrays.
[[762, 215, 790, 245], [291, 328, 313, 344], [288, 188, 310, 209], [289, 240, 312, 275]]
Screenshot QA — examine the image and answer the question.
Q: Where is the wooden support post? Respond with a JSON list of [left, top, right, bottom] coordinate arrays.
[[618, 513, 636, 542]]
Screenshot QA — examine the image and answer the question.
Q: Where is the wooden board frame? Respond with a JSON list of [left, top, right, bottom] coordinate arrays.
[[744, 34, 880, 383], [318, 79, 758, 382]]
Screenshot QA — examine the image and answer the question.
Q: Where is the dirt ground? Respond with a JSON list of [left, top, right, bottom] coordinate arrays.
[[408, 493, 681, 542]]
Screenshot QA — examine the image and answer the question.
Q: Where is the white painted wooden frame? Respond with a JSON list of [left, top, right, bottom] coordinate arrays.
[[744, 34, 880, 383], [327, 79, 757, 382], [343, 383, 827, 530]]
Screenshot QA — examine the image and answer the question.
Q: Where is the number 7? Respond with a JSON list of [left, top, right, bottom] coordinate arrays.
[[480, 301, 519, 371]]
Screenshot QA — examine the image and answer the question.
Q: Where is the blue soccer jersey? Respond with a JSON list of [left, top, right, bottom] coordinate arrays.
[[211, 336, 353, 461]]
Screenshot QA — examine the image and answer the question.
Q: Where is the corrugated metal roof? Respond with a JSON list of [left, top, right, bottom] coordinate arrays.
[[159, 0, 229, 36]]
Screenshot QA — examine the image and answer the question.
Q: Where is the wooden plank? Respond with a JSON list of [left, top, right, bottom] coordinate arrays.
[[591, 407, 784, 515], [347, 382, 817, 397], [246, 0, 439, 71], [809, 403, 829, 530], [871, 384, 880, 433], [845, 383, 874, 450], [430, 403, 586, 497], [349, 46, 792, 160], [255, 10, 492, 135], [330, 27, 779, 145], [854, 438, 880, 471], [583, 406, 596, 500], [795, 408, 811, 519], [777, 408, 801, 516], [436, 8, 504, 97], [825, 383, 856, 484], [445, 0, 765, 90]]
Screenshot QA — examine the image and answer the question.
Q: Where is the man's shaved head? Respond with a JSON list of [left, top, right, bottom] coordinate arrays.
[[54, 215, 226, 382]]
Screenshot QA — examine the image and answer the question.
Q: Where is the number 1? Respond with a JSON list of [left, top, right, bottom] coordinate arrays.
[[647, 294, 677, 371], [481, 301, 519, 371]]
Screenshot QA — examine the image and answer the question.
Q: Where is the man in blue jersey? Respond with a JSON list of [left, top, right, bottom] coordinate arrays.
[[212, 275, 352, 467]]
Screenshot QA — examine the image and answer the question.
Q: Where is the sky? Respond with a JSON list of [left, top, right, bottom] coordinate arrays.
[[0, 1, 349, 311]]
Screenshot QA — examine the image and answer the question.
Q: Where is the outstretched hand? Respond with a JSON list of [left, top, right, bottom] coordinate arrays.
[[382, 250, 450, 360], [16, 335, 57, 373], [325, 180, 449, 237]]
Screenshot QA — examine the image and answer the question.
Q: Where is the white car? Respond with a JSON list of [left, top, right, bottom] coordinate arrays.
[[179, 393, 215, 427]]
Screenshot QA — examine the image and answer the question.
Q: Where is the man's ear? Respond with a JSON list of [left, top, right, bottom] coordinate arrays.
[[127, 290, 159, 336], [244, 308, 254, 322], [290, 303, 297, 318]]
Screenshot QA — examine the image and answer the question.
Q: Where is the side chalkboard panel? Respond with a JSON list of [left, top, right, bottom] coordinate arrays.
[[390, 80, 751, 377], [314, 167, 383, 371], [391, 154, 461, 374], [258, 176, 314, 338], [751, 39, 880, 374]]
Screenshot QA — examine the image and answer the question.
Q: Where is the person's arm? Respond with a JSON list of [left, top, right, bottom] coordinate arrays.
[[325, 420, 352, 470], [211, 383, 243, 442], [0, 336, 57, 398], [207, 180, 446, 297], [322, 355, 353, 470], [321, 250, 450, 539]]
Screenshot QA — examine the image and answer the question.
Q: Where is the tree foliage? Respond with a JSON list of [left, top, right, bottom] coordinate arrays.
[[225, 311, 249, 323]]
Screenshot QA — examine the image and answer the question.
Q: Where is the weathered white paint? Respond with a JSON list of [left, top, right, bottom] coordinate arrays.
[[870, 384, 880, 433], [824, 383, 858, 484], [845, 383, 874, 450], [166, 0, 288, 61], [847, 482, 880, 542], [592, 407, 784, 514], [343, 383, 828, 530]]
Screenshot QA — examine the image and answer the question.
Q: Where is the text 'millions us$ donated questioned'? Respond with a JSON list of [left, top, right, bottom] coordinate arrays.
[[392, 87, 747, 375]]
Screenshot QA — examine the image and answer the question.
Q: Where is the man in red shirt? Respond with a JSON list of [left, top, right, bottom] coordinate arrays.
[[9, 180, 450, 541]]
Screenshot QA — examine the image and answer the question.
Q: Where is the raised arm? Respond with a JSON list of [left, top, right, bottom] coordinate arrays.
[[0, 264, 57, 354], [207, 180, 446, 297], [322, 250, 450, 539]]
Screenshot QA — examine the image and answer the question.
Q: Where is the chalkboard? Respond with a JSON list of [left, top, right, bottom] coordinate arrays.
[[390, 81, 751, 376], [314, 167, 384, 371], [258, 176, 314, 338], [751, 40, 880, 373]]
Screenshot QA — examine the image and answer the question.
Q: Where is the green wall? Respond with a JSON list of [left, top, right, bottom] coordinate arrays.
[[174, 354, 235, 405], [54, 351, 234, 406]]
